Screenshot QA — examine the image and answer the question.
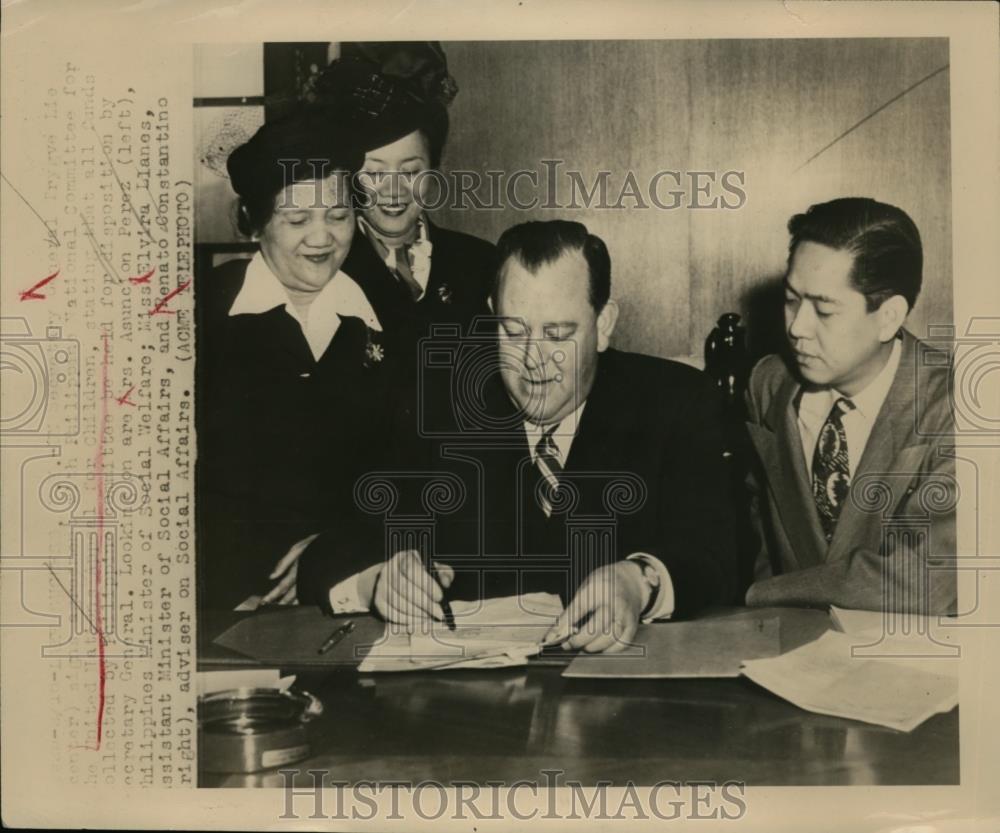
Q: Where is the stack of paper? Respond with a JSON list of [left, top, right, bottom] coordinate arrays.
[[741, 627, 958, 732], [358, 593, 563, 672], [830, 605, 959, 654]]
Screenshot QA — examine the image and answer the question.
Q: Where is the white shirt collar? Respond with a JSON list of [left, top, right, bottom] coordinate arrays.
[[228, 252, 382, 361], [797, 337, 902, 481], [846, 336, 902, 421], [524, 399, 588, 465], [799, 336, 902, 424]]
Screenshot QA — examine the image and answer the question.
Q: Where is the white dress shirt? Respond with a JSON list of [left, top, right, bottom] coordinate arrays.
[[229, 252, 381, 361], [328, 398, 677, 621], [797, 337, 902, 480]]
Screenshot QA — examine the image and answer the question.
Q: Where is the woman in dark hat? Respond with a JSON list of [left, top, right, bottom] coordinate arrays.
[[317, 43, 495, 398], [196, 108, 393, 611]]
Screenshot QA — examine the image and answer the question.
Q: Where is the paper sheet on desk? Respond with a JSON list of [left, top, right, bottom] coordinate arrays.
[[563, 616, 781, 678], [830, 605, 959, 651], [741, 630, 958, 732], [358, 593, 563, 672]]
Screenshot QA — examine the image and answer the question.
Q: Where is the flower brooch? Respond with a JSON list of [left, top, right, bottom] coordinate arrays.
[[364, 330, 385, 367], [365, 340, 384, 366]]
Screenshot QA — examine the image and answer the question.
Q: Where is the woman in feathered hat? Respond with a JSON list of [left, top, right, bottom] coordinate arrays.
[[317, 42, 495, 377]]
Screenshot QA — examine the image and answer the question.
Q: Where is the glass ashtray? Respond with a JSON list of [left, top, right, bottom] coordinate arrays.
[[198, 687, 323, 773]]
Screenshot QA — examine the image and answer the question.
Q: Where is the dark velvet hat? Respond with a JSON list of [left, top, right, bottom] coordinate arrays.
[[226, 107, 365, 202]]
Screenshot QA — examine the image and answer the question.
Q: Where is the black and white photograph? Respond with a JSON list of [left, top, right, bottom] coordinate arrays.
[[1, 2, 998, 830], [194, 37, 959, 790]]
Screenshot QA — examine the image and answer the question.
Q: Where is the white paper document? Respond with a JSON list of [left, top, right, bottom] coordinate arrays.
[[358, 593, 563, 672], [741, 630, 959, 732], [830, 605, 959, 652]]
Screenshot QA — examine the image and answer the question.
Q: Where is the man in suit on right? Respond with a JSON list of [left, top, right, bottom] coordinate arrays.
[[745, 197, 956, 614]]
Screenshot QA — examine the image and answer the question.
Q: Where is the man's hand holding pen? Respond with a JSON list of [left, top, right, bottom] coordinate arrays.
[[371, 549, 457, 631]]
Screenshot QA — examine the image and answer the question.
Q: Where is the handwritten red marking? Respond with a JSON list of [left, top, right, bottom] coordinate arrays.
[[94, 334, 110, 749], [129, 267, 155, 285], [148, 279, 191, 315], [114, 385, 137, 407], [19, 269, 60, 301]]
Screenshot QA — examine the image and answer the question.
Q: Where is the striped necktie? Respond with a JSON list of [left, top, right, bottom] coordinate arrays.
[[812, 396, 856, 542], [535, 425, 563, 517]]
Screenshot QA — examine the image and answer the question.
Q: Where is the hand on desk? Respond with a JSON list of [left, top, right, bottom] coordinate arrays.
[[262, 533, 318, 605], [544, 561, 645, 653], [372, 550, 455, 628]]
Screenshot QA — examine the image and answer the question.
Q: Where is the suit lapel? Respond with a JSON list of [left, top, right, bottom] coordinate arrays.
[[562, 352, 620, 474], [229, 296, 314, 371], [828, 332, 917, 557], [422, 219, 446, 303], [754, 369, 828, 568]]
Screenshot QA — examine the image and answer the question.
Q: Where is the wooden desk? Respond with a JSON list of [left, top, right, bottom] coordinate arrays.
[[198, 607, 959, 787]]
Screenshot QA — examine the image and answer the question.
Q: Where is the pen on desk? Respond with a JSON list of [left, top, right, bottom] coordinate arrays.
[[317, 620, 355, 655], [421, 552, 456, 631]]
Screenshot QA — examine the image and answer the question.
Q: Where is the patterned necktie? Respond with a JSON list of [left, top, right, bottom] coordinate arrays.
[[388, 221, 432, 301], [361, 217, 431, 301], [392, 244, 424, 301], [811, 396, 856, 542], [535, 425, 563, 517]]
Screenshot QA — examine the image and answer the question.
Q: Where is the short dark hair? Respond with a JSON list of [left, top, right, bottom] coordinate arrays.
[[493, 220, 611, 312], [787, 197, 923, 312]]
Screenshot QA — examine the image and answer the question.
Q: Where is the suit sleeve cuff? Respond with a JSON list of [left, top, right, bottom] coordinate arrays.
[[627, 553, 675, 622], [327, 564, 381, 614]]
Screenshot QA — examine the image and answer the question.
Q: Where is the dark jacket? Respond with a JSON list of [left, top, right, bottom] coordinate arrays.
[[195, 257, 396, 610], [342, 219, 495, 350], [341, 218, 496, 467], [299, 347, 739, 618]]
